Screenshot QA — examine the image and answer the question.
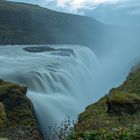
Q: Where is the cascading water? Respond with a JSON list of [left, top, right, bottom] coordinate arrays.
[[0, 44, 140, 139], [0, 45, 99, 138]]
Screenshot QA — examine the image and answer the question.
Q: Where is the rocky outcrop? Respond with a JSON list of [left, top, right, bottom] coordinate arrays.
[[0, 102, 6, 128], [23, 46, 75, 56], [0, 79, 43, 140], [106, 91, 140, 115], [71, 67, 140, 140]]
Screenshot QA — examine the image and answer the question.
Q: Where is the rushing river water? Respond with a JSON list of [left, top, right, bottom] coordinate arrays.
[[0, 45, 140, 139]]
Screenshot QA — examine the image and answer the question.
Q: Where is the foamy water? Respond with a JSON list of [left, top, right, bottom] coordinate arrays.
[[0, 44, 140, 139]]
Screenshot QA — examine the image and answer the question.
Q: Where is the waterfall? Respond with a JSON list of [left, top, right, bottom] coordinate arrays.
[[0, 44, 140, 139], [0, 45, 99, 138]]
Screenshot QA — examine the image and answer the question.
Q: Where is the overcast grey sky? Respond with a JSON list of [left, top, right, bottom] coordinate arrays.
[[7, 0, 140, 25], [7, 0, 129, 13]]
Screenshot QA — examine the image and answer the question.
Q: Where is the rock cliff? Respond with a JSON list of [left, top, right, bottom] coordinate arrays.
[[0, 79, 43, 140]]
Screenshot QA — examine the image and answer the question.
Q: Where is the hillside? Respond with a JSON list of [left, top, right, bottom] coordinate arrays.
[[68, 66, 140, 140], [0, 0, 103, 47], [1, 1, 140, 56]]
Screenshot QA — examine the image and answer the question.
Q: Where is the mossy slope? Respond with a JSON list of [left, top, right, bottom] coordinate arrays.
[[69, 67, 140, 140], [0, 79, 43, 140], [0, 102, 6, 128], [0, 0, 102, 48]]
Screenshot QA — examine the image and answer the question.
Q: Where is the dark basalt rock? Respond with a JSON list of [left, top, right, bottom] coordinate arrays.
[[23, 46, 56, 52], [0, 79, 43, 140], [23, 46, 75, 56]]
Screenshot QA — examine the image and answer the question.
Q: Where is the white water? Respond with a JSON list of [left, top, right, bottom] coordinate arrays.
[[0, 45, 140, 138]]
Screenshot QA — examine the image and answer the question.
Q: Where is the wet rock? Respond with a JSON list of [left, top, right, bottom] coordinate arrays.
[[23, 46, 56, 52], [23, 46, 75, 56]]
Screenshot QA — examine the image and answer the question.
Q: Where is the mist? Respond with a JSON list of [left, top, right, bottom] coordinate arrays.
[[0, 24, 140, 139], [0, 1, 140, 139]]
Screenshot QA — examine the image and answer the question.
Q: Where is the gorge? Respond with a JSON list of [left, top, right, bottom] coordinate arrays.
[[0, 0, 140, 139], [0, 44, 140, 139]]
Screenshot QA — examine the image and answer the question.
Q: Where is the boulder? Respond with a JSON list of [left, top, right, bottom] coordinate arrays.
[[106, 90, 140, 115]]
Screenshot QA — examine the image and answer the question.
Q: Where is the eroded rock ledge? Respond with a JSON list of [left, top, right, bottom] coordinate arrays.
[[0, 79, 43, 140]]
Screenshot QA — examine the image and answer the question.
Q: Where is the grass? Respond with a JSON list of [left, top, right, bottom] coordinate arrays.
[[0, 103, 6, 128], [0, 138, 9, 140], [68, 67, 140, 140]]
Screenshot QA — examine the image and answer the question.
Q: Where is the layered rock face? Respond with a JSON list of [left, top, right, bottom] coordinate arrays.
[[0, 80, 43, 140]]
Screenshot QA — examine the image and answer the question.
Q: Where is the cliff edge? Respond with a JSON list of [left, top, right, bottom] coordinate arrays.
[[69, 66, 140, 140], [0, 79, 43, 140]]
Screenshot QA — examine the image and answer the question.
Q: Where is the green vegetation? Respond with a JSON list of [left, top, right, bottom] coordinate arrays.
[[0, 0, 102, 47], [0, 79, 43, 140], [107, 91, 140, 115], [107, 91, 140, 104], [68, 67, 140, 140], [0, 102, 6, 128], [0, 80, 33, 127]]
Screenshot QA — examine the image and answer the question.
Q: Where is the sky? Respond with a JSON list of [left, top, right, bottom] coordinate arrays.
[[8, 0, 140, 25], [7, 0, 128, 13]]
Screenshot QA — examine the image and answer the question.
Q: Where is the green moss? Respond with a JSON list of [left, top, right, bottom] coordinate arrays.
[[107, 91, 140, 104], [0, 103, 6, 128], [0, 80, 43, 139], [0, 82, 36, 127], [119, 69, 140, 94], [7, 105, 36, 128], [70, 67, 140, 140]]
